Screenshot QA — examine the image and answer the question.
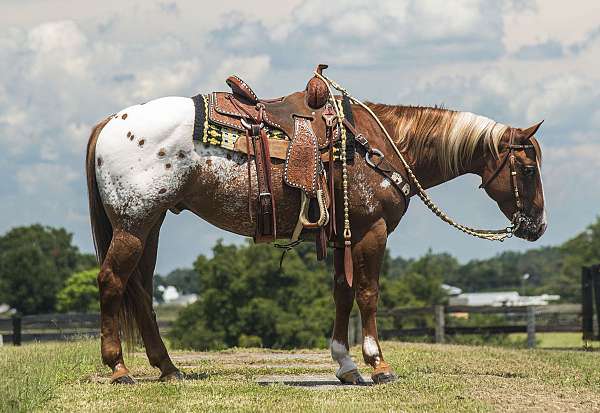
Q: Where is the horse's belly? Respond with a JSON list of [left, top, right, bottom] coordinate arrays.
[[184, 144, 301, 238]]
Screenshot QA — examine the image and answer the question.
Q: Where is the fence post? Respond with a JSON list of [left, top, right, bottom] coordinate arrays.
[[582, 266, 595, 340], [527, 306, 536, 349], [12, 314, 22, 346], [592, 265, 600, 339], [434, 305, 445, 344]]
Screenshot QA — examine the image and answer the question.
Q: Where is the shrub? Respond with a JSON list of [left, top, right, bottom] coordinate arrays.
[[56, 268, 100, 313]]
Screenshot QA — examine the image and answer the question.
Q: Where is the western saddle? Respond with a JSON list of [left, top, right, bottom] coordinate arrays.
[[204, 64, 349, 260]]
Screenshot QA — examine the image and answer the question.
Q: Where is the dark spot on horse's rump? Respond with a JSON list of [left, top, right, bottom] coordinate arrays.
[[178, 151, 185, 159], [97, 157, 103, 167], [158, 149, 166, 157], [138, 139, 145, 147], [206, 159, 212, 166], [130, 135, 135, 140], [127, 131, 131, 137], [122, 113, 128, 120], [159, 188, 167, 194], [165, 163, 172, 169], [226, 153, 232, 160]]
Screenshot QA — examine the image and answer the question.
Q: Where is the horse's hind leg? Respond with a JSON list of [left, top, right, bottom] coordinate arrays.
[[331, 248, 364, 385], [98, 229, 144, 384], [133, 213, 183, 381], [354, 219, 396, 384]]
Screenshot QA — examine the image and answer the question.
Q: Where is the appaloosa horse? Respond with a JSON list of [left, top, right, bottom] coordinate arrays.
[[86, 82, 546, 384]]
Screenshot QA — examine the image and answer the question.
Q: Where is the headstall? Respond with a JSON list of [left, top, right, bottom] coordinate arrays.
[[478, 129, 537, 233]]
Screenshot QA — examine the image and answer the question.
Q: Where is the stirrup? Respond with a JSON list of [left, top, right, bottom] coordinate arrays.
[[299, 190, 329, 229]]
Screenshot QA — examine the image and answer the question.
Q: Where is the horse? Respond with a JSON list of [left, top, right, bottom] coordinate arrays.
[[85, 90, 546, 384]]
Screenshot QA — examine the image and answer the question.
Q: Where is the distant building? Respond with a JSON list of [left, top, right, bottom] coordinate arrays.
[[441, 284, 463, 296], [0, 304, 12, 315], [157, 285, 198, 306], [449, 291, 560, 307]]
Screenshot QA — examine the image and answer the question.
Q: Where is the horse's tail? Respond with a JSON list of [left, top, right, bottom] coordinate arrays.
[[86, 116, 113, 265], [86, 117, 144, 349]]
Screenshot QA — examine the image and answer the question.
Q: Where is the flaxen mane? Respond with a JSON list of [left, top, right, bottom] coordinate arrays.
[[368, 104, 508, 177]]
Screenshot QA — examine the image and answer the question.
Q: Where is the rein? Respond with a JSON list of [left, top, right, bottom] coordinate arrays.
[[314, 71, 521, 242]]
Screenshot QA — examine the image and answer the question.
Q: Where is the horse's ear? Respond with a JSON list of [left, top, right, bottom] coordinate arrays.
[[520, 120, 544, 140]]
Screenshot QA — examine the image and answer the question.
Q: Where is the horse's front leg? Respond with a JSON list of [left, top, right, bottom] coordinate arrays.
[[354, 218, 396, 384], [331, 248, 364, 384]]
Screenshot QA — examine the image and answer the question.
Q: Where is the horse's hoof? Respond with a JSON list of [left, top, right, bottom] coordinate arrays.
[[372, 371, 396, 384], [337, 369, 367, 385], [111, 374, 136, 385], [160, 370, 185, 382]]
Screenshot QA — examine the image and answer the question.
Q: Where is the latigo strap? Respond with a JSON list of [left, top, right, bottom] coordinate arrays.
[[248, 122, 277, 242]]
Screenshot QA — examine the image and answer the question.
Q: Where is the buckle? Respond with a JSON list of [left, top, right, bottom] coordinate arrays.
[[365, 148, 384, 168], [259, 192, 272, 210], [355, 134, 368, 147], [322, 103, 337, 127], [240, 118, 264, 136]]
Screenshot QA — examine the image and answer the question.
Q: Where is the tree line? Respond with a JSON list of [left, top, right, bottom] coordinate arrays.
[[0, 217, 598, 348]]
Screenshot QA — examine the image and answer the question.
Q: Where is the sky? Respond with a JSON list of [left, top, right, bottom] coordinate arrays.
[[0, 0, 599, 274]]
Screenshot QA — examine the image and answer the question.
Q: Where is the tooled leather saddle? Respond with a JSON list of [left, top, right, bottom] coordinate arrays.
[[199, 64, 354, 258]]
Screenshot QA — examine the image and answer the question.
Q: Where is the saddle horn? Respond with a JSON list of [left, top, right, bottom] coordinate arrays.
[[306, 64, 330, 109]]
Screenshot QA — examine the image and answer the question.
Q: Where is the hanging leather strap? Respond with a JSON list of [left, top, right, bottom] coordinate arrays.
[[249, 122, 277, 242]]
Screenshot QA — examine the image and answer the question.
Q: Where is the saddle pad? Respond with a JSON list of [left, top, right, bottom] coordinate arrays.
[[284, 117, 319, 197]]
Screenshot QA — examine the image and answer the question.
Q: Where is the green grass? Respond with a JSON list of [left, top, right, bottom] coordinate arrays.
[[1, 339, 599, 412], [509, 332, 600, 349]]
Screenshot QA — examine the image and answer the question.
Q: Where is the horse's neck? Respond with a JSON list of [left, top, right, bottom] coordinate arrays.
[[410, 155, 483, 190], [379, 118, 486, 190]]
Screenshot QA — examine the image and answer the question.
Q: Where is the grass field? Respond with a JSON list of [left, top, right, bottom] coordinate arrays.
[[1, 339, 599, 412]]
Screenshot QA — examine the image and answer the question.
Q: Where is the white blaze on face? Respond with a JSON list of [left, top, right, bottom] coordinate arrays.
[[538, 162, 547, 229], [363, 336, 380, 364], [330, 340, 358, 376]]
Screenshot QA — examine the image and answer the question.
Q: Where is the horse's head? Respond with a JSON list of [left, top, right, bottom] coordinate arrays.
[[479, 122, 546, 241]]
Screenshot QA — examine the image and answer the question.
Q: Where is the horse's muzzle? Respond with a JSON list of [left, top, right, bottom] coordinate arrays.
[[513, 212, 547, 241]]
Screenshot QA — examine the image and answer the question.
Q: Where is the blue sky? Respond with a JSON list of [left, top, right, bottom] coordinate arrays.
[[0, 0, 599, 274]]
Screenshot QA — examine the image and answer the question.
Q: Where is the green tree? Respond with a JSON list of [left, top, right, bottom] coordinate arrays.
[[169, 241, 332, 350], [0, 225, 93, 314], [158, 267, 200, 295], [552, 216, 600, 301], [56, 268, 100, 313]]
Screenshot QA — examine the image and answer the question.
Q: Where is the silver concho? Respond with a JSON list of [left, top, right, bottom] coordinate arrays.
[[391, 172, 410, 196], [402, 183, 410, 196], [391, 172, 403, 186]]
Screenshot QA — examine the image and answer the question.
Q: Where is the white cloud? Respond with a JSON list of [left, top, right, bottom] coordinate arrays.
[[16, 163, 78, 195], [503, 0, 600, 53], [211, 0, 506, 66]]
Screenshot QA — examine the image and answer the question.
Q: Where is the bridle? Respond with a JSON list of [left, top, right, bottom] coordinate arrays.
[[478, 128, 537, 232]]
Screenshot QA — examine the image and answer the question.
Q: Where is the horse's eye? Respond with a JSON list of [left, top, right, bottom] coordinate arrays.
[[523, 165, 536, 177]]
